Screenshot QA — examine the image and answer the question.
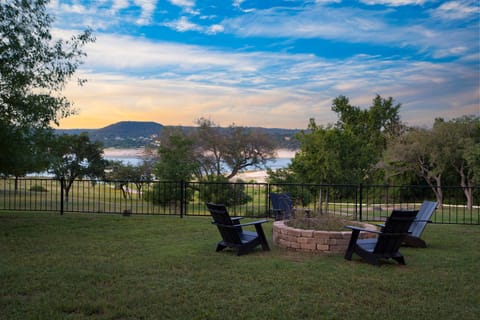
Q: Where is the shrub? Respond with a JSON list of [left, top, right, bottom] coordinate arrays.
[[198, 176, 252, 206], [29, 185, 48, 192]]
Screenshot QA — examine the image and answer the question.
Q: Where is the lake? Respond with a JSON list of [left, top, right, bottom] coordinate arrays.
[[104, 155, 293, 170]]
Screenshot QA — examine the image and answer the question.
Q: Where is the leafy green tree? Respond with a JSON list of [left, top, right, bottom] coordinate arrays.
[[0, 126, 52, 190], [287, 95, 403, 185], [383, 127, 447, 206], [49, 133, 106, 202], [155, 127, 199, 181], [385, 116, 480, 208], [194, 118, 276, 179], [106, 160, 152, 199], [0, 0, 94, 173], [435, 116, 480, 209]]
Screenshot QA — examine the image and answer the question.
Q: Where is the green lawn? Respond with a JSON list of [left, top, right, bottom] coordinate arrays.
[[1, 211, 479, 319]]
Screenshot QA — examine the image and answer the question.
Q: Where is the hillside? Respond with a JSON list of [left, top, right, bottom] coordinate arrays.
[[56, 121, 300, 149]]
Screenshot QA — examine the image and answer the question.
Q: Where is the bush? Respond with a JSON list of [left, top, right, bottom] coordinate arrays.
[[143, 182, 192, 206], [198, 176, 252, 206], [29, 185, 48, 192]]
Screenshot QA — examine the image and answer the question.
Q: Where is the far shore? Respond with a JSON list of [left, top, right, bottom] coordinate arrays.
[[103, 147, 298, 159], [103, 147, 298, 183]]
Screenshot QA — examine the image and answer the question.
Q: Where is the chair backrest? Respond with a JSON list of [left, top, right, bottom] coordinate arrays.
[[409, 201, 438, 237], [375, 210, 418, 255], [206, 203, 242, 245], [270, 193, 294, 219]]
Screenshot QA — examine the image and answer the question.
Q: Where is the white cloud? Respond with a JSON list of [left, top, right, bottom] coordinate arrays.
[[82, 33, 260, 73], [163, 16, 202, 32], [169, 0, 195, 7], [207, 24, 224, 34], [222, 3, 477, 59], [359, 0, 428, 6], [431, 1, 479, 20]]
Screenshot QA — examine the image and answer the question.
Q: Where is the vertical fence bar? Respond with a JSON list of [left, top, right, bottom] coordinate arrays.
[[60, 176, 64, 215], [358, 184, 363, 221], [180, 180, 185, 218]]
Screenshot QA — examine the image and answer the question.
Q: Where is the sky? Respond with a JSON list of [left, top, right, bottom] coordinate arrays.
[[48, 0, 480, 129]]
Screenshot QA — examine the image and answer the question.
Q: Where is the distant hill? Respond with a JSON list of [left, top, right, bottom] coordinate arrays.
[[56, 121, 300, 149]]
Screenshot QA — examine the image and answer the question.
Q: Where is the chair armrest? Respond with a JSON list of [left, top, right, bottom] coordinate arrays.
[[213, 219, 269, 228], [344, 225, 381, 234], [231, 217, 244, 222], [237, 219, 269, 227]]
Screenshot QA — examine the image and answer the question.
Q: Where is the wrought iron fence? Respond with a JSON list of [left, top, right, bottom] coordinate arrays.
[[0, 177, 478, 225]]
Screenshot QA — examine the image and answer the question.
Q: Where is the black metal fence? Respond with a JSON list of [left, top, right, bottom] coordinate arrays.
[[1, 177, 478, 225]]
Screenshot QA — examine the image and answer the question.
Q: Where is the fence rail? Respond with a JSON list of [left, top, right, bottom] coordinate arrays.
[[1, 177, 478, 225]]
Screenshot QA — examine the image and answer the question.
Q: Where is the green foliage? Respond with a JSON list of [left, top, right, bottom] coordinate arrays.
[[0, 126, 52, 176], [0, 0, 94, 174], [198, 176, 252, 206], [382, 115, 480, 208], [29, 185, 48, 192], [155, 127, 199, 181], [155, 119, 276, 182], [143, 182, 191, 206], [49, 133, 107, 202], [0, 0, 94, 128], [286, 95, 402, 185]]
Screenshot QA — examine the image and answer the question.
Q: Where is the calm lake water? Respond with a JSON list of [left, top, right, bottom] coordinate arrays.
[[104, 156, 293, 170]]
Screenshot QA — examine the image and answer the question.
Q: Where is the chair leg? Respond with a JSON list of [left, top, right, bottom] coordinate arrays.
[[393, 256, 406, 265], [344, 229, 360, 261], [216, 243, 227, 252], [254, 224, 270, 251]]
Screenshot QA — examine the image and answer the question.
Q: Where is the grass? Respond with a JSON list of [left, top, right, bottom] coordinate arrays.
[[1, 211, 479, 320]]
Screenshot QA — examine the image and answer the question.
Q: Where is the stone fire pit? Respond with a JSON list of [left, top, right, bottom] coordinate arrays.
[[273, 220, 377, 254]]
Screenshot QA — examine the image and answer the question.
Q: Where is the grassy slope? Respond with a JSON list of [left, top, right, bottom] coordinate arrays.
[[1, 212, 479, 319]]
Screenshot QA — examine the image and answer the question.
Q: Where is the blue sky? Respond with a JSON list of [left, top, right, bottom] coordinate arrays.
[[49, 0, 479, 129]]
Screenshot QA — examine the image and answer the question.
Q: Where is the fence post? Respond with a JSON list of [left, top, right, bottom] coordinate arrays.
[[266, 183, 271, 218], [180, 180, 185, 218], [60, 176, 64, 215], [358, 183, 363, 221]]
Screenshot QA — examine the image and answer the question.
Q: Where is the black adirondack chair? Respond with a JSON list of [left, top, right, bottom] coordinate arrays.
[[344, 210, 418, 266], [403, 201, 437, 248], [206, 203, 270, 256], [270, 193, 295, 220]]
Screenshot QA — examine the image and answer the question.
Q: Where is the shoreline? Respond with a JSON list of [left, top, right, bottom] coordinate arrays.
[[103, 147, 297, 183], [103, 147, 298, 159]]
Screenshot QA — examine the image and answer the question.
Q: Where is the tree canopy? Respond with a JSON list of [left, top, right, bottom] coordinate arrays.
[[155, 118, 276, 181], [0, 0, 94, 175], [49, 133, 106, 202], [288, 95, 403, 185]]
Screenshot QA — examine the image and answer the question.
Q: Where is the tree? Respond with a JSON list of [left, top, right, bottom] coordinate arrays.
[[0, 126, 52, 190], [193, 118, 276, 180], [287, 95, 403, 185], [155, 127, 199, 181], [435, 116, 480, 209], [383, 116, 480, 208], [49, 133, 106, 202], [0, 0, 94, 173], [155, 119, 276, 182], [383, 127, 446, 206], [106, 160, 153, 199]]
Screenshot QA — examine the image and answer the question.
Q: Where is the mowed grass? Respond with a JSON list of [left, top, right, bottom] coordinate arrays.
[[1, 212, 479, 320]]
